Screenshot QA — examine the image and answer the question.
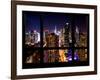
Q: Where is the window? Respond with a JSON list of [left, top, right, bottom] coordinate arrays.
[[22, 11, 89, 69]]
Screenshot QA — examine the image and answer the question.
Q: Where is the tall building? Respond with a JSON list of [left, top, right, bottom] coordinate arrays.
[[25, 31, 31, 45], [79, 32, 87, 47], [43, 30, 49, 47], [77, 49, 87, 61], [64, 23, 71, 47], [59, 29, 64, 47], [59, 49, 68, 62], [33, 30, 40, 43], [44, 50, 59, 63], [46, 33, 59, 47], [25, 30, 40, 46], [75, 26, 80, 47]]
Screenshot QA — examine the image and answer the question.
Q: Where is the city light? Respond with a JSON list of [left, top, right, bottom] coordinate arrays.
[[23, 11, 88, 65], [25, 23, 87, 63]]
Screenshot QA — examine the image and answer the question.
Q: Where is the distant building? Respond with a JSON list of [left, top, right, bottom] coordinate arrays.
[[77, 49, 87, 61], [59, 29, 64, 47], [59, 49, 67, 62], [25, 31, 31, 45], [43, 29, 49, 40], [25, 50, 41, 64], [34, 30, 40, 43], [44, 50, 59, 63], [45, 33, 59, 47], [79, 32, 87, 47], [75, 26, 80, 47], [63, 23, 72, 47], [43, 29, 49, 47], [25, 30, 40, 46]]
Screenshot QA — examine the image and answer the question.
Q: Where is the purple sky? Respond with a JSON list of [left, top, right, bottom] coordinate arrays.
[[23, 11, 89, 33]]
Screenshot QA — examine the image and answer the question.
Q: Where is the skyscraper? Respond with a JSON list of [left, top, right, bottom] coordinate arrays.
[[75, 26, 80, 47], [46, 33, 59, 47], [79, 33, 87, 47], [64, 23, 70, 47], [25, 31, 31, 45], [25, 30, 40, 47], [33, 30, 40, 43], [43, 30, 49, 47]]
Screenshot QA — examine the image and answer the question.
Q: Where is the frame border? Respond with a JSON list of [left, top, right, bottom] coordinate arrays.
[[11, 1, 97, 79]]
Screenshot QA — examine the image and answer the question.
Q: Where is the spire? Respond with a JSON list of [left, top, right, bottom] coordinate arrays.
[[54, 25, 57, 34], [76, 26, 79, 33]]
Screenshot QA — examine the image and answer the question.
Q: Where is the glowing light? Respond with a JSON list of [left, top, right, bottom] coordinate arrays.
[[76, 26, 79, 33], [66, 22, 69, 25], [74, 57, 77, 60], [37, 32, 40, 42], [74, 51, 79, 61], [68, 57, 72, 61], [54, 26, 57, 34]]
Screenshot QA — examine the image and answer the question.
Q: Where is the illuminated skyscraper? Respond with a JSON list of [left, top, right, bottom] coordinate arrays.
[[77, 49, 87, 61], [46, 33, 59, 47], [44, 30, 49, 39], [64, 23, 71, 47], [75, 26, 80, 47], [25, 31, 31, 45], [25, 30, 40, 47], [33, 30, 40, 43], [43, 30, 49, 47], [59, 29, 64, 47], [44, 50, 59, 63], [79, 33, 87, 47]]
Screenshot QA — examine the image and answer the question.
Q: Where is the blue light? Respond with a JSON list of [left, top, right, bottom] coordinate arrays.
[[68, 57, 72, 61], [67, 49, 72, 62], [74, 51, 79, 61]]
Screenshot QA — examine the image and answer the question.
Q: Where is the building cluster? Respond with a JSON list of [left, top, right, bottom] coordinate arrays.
[[43, 32, 59, 47], [77, 49, 87, 61], [25, 23, 87, 63], [25, 30, 40, 47], [43, 23, 86, 48], [25, 50, 41, 64], [43, 23, 87, 63]]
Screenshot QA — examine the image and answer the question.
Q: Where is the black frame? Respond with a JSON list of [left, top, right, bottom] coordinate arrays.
[[11, 1, 97, 80]]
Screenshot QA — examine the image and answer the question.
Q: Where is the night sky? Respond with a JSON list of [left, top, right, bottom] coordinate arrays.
[[23, 11, 89, 33]]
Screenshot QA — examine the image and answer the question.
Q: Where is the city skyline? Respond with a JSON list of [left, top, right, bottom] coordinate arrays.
[[24, 11, 88, 48], [23, 11, 89, 33], [23, 11, 89, 68]]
